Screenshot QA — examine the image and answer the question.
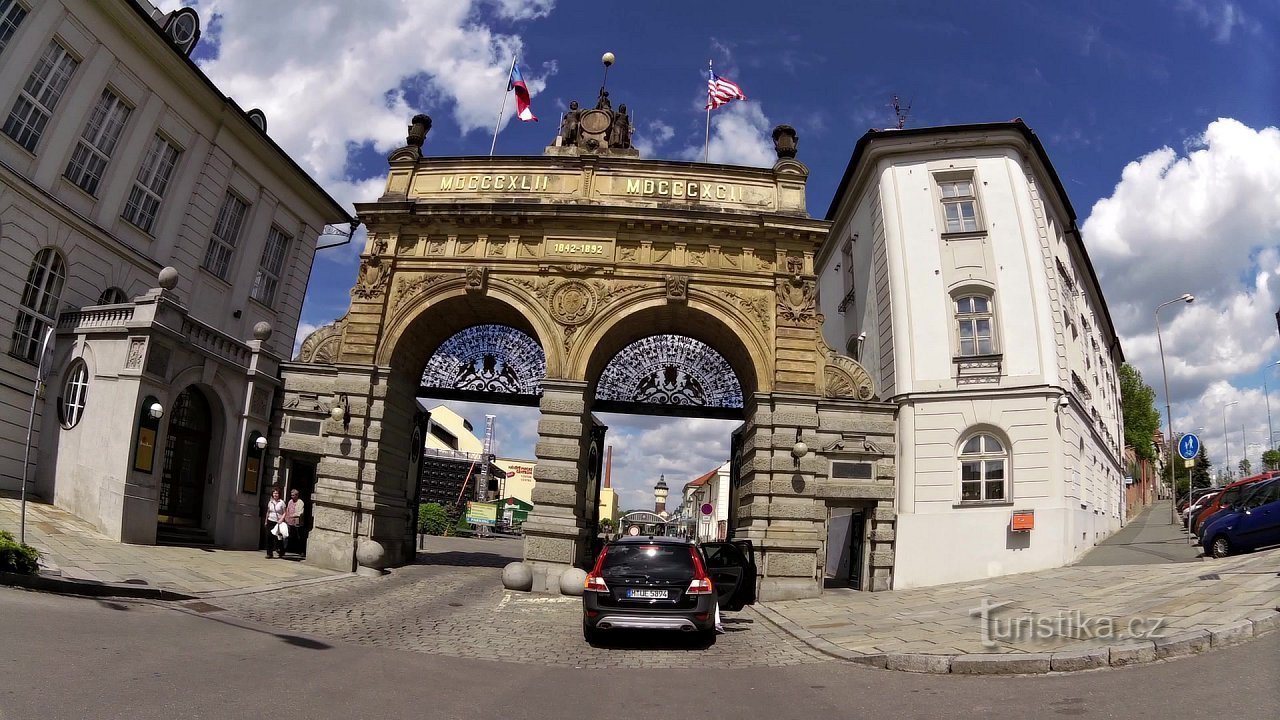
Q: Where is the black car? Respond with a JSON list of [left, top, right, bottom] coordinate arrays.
[[581, 535, 757, 643]]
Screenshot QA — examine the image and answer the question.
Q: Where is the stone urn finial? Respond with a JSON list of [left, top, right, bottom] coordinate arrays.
[[772, 124, 798, 159], [407, 114, 432, 148], [157, 266, 179, 290]]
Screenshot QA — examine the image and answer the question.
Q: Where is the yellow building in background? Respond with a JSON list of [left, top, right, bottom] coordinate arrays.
[[494, 457, 536, 506]]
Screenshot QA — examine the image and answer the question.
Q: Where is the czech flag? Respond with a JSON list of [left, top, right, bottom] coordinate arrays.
[[508, 63, 537, 122]]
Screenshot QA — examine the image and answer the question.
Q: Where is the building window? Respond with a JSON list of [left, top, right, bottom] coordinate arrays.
[[938, 177, 980, 233], [959, 433, 1007, 502], [97, 287, 127, 305], [251, 225, 291, 306], [10, 248, 66, 363], [955, 294, 996, 356], [202, 192, 248, 280], [60, 360, 88, 429], [122, 134, 179, 233], [0, 0, 29, 57], [64, 88, 131, 196], [2, 39, 79, 152]]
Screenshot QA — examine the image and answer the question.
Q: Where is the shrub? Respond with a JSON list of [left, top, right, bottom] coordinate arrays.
[[417, 503, 450, 536], [0, 530, 40, 575]]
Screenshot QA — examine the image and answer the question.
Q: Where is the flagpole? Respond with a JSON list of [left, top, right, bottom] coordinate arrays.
[[703, 60, 712, 163], [490, 56, 517, 157]]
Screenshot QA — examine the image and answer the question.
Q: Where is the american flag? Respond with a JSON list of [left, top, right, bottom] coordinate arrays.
[[706, 68, 746, 110]]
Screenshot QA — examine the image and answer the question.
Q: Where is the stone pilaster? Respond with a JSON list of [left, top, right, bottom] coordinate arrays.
[[523, 379, 591, 592]]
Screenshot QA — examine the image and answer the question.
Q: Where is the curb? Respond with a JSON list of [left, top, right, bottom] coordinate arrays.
[[753, 603, 1280, 675], [0, 570, 196, 601]]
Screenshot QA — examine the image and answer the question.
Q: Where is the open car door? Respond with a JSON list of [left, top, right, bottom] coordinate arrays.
[[701, 539, 757, 611]]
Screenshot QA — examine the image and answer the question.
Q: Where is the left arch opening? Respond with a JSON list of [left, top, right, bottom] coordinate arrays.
[[420, 323, 546, 403]]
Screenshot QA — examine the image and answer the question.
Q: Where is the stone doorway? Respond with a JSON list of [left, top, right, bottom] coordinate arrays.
[[158, 386, 213, 528]]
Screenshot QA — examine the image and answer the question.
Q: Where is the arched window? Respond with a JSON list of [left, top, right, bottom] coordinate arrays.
[[97, 286, 128, 305], [955, 293, 996, 356], [11, 248, 66, 363], [60, 359, 89, 429], [959, 432, 1007, 502]]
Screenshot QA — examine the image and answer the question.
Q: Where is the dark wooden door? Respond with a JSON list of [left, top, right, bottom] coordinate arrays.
[[158, 387, 212, 526]]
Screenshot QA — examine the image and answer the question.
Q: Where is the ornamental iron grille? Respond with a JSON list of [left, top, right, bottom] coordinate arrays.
[[421, 324, 545, 396], [596, 335, 742, 408]]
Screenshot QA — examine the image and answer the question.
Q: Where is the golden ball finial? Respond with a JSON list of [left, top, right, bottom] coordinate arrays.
[[602, 52, 615, 67]]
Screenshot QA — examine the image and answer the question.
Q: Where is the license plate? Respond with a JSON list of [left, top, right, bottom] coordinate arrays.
[[626, 588, 669, 599]]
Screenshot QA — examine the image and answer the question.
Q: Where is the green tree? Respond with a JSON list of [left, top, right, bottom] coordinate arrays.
[[1119, 364, 1162, 463], [1191, 446, 1213, 490], [1239, 458, 1252, 478], [1263, 448, 1280, 471], [417, 502, 450, 536]]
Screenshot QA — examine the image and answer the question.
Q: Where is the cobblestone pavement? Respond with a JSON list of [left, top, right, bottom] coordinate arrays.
[[764, 545, 1280, 657], [213, 536, 826, 669], [0, 492, 338, 594]]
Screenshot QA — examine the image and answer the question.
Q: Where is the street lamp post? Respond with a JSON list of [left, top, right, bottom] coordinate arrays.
[[1222, 400, 1238, 484], [1155, 293, 1194, 524], [1265, 361, 1280, 452]]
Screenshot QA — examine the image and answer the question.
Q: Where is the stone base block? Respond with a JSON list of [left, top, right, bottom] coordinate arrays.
[[758, 576, 820, 602], [528, 560, 573, 594], [306, 527, 355, 572]]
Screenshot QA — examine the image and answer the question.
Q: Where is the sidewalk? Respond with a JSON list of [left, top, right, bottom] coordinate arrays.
[[759, 544, 1280, 674], [1076, 500, 1201, 565], [1, 492, 341, 596]]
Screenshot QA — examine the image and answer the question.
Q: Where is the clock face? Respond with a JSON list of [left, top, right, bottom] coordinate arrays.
[[579, 110, 610, 135]]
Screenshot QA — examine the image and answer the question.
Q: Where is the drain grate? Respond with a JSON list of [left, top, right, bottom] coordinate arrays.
[[182, 601, 225, 613], [1197, 573, 1221, 581]]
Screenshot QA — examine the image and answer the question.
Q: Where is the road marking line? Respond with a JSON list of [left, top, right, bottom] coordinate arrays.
[[496, 592, 512, 611]]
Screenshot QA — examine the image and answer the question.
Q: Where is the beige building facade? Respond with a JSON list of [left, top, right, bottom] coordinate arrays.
[[0, 0, 350, 547], [819, 122, 1125, 588], [278, 108, 899, 600]]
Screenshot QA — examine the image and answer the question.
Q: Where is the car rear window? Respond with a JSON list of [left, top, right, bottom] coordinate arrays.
[[601, 544, 694, 578]]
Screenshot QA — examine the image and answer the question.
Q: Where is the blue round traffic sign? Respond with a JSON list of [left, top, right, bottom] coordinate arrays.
[[1178, 433, 1200, 460]]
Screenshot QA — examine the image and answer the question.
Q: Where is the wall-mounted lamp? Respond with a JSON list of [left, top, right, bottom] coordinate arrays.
[[790, 428, 810, 466], [148, 401, 165, 420], [855, 331, 867, 361], [330, 393, 350, 428], [254, 435, 268, 451]]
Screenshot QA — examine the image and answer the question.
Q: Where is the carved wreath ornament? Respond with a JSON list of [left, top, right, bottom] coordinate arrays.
[[550, 280, 597, 324]]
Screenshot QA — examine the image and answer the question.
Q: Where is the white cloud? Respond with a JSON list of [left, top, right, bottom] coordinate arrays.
[[168, 0, 553, 219], [633, 119, 675, 158], [1176, 0, 1259, 43], [1083, 118, 1280, 478], [679, 101, 775, 167]]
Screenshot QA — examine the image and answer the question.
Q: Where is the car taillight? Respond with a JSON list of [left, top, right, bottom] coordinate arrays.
[[584, 546, 609, 593], [686, 547, 714, 595]]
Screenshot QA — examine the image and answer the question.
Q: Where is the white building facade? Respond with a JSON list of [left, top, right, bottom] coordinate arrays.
[[0, 0, 350, 547], [819, 122, 1125, 588]]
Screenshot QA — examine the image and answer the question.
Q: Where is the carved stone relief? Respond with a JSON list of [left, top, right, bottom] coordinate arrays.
[[295, 315, 348, 363], [716, 289, 772, 331], [426, 238, 446, 256], [394, 274, 446, 311], [549, 280, 597, 324], [456, 238, 476, 257], [776, 276, 818, 327], [618, 245, 638, 262], [465, 266, 488, 293], [352, 256, 389, 299], [665, 274, 688, 303], [818, 337, 877, 401], [251, 387, 272, 417], [125, 337, 146, 369]]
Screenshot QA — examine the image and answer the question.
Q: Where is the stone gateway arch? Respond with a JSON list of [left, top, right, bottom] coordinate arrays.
[[278, 110, 898, 600]]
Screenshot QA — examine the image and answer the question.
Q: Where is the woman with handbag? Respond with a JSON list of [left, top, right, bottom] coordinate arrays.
[[265, 487, 286, 559]]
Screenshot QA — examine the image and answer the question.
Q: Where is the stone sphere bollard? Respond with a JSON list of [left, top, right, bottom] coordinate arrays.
[[355, 538, 388, 570], [559, 567, 587, 597], [502, 562, 533, 592]]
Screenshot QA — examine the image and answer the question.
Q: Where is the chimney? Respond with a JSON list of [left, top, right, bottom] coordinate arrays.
[[604, 445, 613, 488]]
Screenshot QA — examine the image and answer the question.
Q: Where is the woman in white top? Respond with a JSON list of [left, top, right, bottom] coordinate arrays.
[[265, 488, 286, 559]]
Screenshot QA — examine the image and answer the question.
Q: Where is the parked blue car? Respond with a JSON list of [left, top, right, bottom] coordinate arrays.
[[1201, 478, 1280, 559]]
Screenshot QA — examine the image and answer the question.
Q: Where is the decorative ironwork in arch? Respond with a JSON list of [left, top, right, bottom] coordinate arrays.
[[421, 324, 545, 396], [596, 335, 742, 408]]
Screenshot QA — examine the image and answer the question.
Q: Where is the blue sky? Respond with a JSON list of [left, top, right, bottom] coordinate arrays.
[[169, 0, 1280, 504]]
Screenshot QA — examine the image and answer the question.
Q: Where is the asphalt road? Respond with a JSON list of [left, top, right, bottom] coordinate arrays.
[[3, 586, 1278, 720]]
